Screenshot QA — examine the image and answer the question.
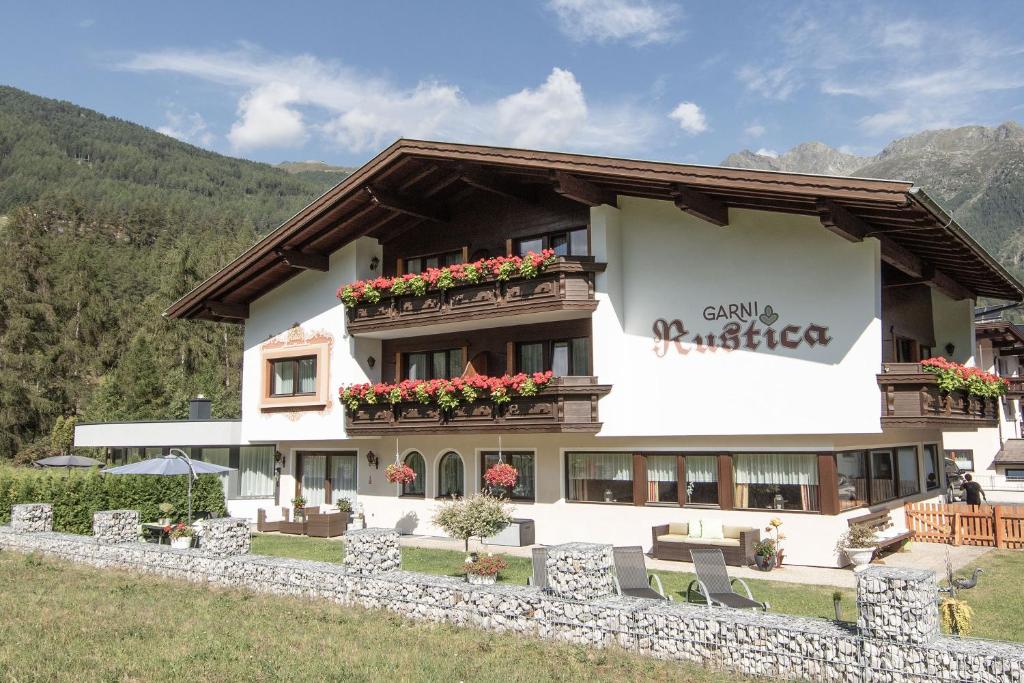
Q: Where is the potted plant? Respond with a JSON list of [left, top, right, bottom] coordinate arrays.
[[165, 523, 193, 550], [291, 496, 307, 522], [464, 553, 507, 585], [385, 463, 417, 485], [835, 525, 878, 571], [753, 538, 776, 571], [157, 502, 175, 526], [432, 492, 513, 552], [765, 517, 786, 567]]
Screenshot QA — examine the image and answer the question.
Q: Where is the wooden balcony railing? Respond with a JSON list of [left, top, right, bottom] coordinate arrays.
[[878, 363, 999, 428], [1007, 378, 1024, 397], [344, 377, 611, 435], [345, 258, 605, 336]]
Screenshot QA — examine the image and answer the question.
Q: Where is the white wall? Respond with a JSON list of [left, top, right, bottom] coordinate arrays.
[[75, 420, 242, 448], [932, 290, 975, 365], [241, 238, 382, 443], [592, 199, 883, 436]]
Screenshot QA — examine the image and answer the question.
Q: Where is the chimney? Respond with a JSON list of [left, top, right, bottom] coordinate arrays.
[[189, 395, 212, 421]]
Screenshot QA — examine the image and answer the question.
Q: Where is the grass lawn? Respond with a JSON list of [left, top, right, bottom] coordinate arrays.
[[0, 551, 745, 682], [251, 534, 1024, 641]]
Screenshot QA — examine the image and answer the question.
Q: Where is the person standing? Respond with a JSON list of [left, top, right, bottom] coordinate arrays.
[[960, 473, 987, 506]]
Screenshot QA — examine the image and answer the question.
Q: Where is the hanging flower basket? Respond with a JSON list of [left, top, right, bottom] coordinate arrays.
[[483, 463, 519, 489], [385, 463, 417, 485]]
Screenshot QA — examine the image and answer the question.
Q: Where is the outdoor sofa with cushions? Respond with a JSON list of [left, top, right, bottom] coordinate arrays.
[[256, 507, 290, 533], [651, 520, 759, 566]]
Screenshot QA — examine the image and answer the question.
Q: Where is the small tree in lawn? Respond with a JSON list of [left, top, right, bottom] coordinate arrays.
[[432, 493, 513, 552]]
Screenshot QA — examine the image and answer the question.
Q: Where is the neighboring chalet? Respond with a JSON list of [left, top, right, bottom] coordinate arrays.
[[76, 140, 1024, 566]]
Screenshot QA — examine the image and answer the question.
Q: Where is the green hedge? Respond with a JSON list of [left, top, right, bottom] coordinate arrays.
[[0, 465, 227, 535]]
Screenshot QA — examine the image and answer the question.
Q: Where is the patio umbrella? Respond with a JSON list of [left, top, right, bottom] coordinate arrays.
[[35, 454, 103, 468], [103, 449, 233, 523]]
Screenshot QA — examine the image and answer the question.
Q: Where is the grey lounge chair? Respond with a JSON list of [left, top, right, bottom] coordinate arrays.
[[687, 548, 768, 611], [526, 547, 549, 590], [613, 546, 670, 601]]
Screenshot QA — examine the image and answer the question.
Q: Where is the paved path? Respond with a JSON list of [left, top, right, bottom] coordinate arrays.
[[396, 534, 993, 589]]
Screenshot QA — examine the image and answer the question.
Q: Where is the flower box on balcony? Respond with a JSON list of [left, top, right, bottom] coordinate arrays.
[[878, 362, 1000, 428], [343, 257, 604, 336]]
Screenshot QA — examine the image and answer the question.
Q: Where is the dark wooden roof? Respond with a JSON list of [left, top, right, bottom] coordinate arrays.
[[976, 319, 1024, 357], [166, 139, 1024, 322], [994, 439, 1024, 466]]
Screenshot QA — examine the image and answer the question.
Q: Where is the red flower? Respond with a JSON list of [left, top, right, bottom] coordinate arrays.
[[484, 463, 519, 489]]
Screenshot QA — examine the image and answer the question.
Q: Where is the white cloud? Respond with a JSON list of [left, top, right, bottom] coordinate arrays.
[[668, 101, 707, 134], [78, 18, 95, 29], [754, 148, 779, 158], [546, 0, 680, 46], [120, 47, 659, 154], [228, 83, 306, 150], [744, 122, 766, 138], [736, 6, 1024, 136], [157, 109, 215, 147]]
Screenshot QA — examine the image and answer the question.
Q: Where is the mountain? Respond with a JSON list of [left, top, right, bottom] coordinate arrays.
[[722, 123, 1024, 258], [0, 86, 342, 460], [276, 160, 355, 187]]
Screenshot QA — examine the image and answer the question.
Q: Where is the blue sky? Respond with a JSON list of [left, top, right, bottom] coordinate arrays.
[[4, 1, 1024, 167]]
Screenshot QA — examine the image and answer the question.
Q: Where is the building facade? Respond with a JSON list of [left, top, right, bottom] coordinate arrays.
[[76, 140, 1024, 566]]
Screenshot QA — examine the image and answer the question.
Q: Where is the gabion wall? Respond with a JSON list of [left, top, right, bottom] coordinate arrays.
[[858, 566, 940, 645], [344, 528, 400, 575], [11, 503, 52, 533], [545, 542, 614, 600], [198, 518, 251, 558], [92, 510, 140, 545], [1, 508, 1022, 683]]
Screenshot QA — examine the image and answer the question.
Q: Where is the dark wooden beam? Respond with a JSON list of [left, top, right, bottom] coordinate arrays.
[[364, 185, 448, 223], [672, 184, 729, 227], [456, 164, 534, 203], [204, 301, 249, 320], [551, 170, 615, 207], [817, 198, 868, 243], [275, 249, 329, 272]]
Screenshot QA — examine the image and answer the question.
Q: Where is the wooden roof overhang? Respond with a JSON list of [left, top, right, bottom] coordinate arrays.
[[165, 139, 1024, 322], [976, 320, 1024, 357]]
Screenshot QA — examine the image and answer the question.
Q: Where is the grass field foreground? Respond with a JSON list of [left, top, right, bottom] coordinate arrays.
[[0, 551, 742, 682]]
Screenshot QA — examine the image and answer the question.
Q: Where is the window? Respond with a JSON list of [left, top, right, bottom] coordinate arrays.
[[646, 455, 677, 504], [837, 451, 868, 511], [895, 337, 920, 363], [516, 228, 588, 257], [870, 450, 897, 503], [271, 356, 317, 397], [239, 446, 275, 498], [734, 454, 819, 512], [516, 338, 590, 375], [405, 348, 463, 380], [946, 450, 975, 472], [298, 452, 356, 506], [685, 456, 719, 506], [923, 444, 941, 491], [897, 446, 920, 498], [402, 452, 426, 497], [330, 454, 357, 507], [1007, 469, 1024, 481], [481, 452, 535, 501], [437, 451, 464, 498], [301, 454, 327, 506], [403, 249, 462, 275], [567, 452, 633, 503]]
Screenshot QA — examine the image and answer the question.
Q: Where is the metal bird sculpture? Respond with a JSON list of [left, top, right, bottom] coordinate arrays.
[[951, 568, 984, 591]]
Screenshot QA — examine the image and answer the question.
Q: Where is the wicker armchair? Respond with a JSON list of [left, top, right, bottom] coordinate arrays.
[[651, 522, 758, 566]]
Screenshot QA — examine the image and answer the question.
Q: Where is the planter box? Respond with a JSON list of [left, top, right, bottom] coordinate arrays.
[[344, 378, 610, 435], [878, 363, 999, 428], [345, 258, 604, 336], [485, 519, 536, 547]]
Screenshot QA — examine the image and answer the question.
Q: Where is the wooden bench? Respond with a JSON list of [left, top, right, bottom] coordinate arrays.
[[848, 509, 913, 551]]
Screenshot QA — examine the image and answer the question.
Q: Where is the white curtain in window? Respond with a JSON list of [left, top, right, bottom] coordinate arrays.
[[298, 358, 316, 394], [734, 454, 818, 485], [274, 361, 294, 394], [239, 446, 275, 498], [438, 452, 464, 496], [200, 448, 231, 500], [686, 456, 718, 483], [569, 453, 632, 480], [646, 455, 677, 482], [302, 455, 326, 506], [331, 454, 357, 506]]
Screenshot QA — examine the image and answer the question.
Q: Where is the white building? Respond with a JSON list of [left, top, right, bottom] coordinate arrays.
[[76, 140, 1024, 566]]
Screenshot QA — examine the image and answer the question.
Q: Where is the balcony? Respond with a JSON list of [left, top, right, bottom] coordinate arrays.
[[1007, 378, 1024, 398], [878, 363, 999, 429], [345, 258, 605, 339], [344, 377, 611, 435]]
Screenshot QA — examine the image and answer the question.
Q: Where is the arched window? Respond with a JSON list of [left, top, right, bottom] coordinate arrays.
[[402, 451, 426, 497], [437, 451, 464, 498]]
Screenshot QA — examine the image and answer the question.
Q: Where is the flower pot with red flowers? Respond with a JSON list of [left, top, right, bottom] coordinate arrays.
[[165, 523, 194, 550], [385, 463, 417, 486], [483, 463, 519, 491], [464, 553, 507, 585]]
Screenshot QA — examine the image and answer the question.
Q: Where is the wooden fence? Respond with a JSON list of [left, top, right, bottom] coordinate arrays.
[[904, 502, 1024, 549]]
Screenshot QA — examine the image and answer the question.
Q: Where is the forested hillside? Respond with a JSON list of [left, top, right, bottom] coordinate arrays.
[[0, 86, 342, 461]]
